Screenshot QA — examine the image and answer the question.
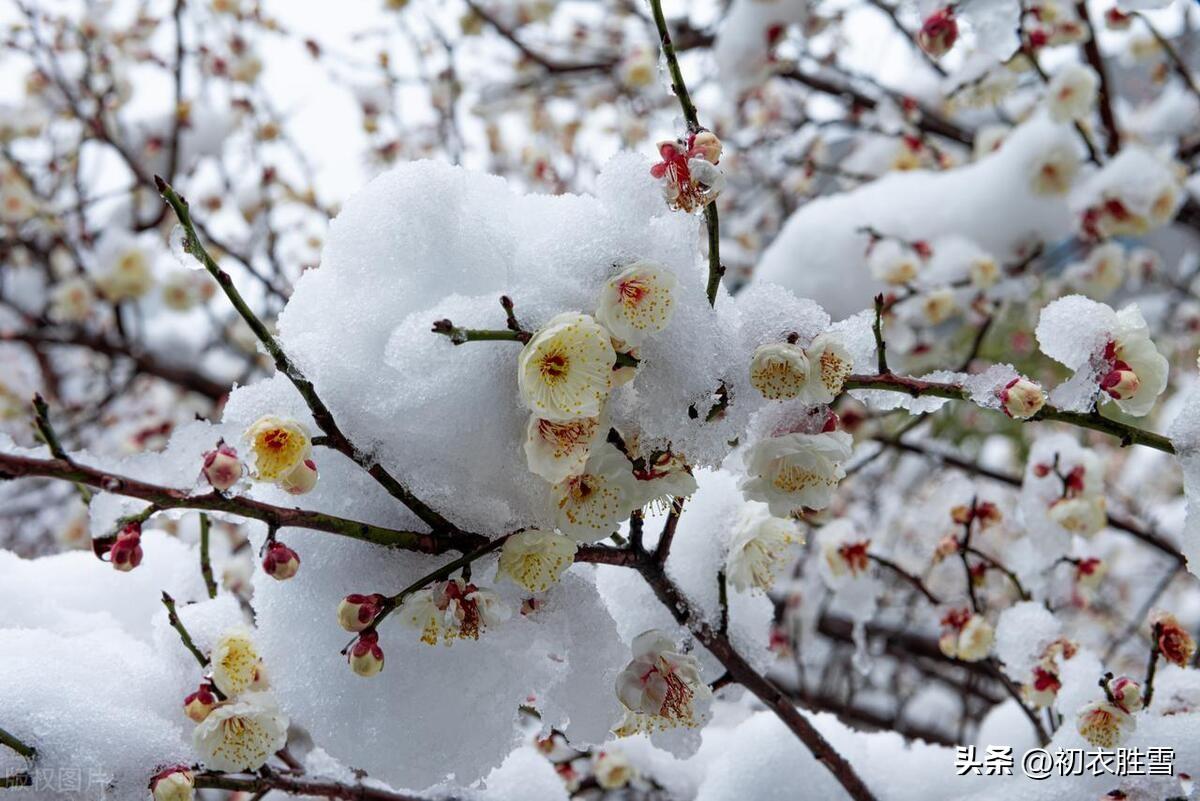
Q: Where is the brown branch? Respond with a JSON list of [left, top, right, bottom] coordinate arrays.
[[1074, 1, 1121, 155], [193, 771, 443, 801]]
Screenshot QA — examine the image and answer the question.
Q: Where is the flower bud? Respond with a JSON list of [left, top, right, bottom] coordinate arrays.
[[349, 631, 385, 677], [277, 458, 318, 495], [1100, 363, 1140, 400], [110, 522, 143, 572], [1151, 610, 1197, 667], [201, 442, 243, 492], [150, 766, 194, 801], [1109, 676, 1143, 713], [182, 684, 218, 722], [917, 8, 958, 58], [1075, 557, 1106, 590], [338, 593, 385, 632], [999, 377, 1046, 419], [1104, 7, 1132, 30], [689, 131, 722, 165], [262, 541, 301, 581]]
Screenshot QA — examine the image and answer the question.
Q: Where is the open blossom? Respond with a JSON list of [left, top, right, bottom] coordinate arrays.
[[999, 377, 1045, 419], [349, 631, 385, 677], [1022, 662, 1062, 708], [518, 312, 614, 422], [211, 628, 262, 697], [193, 692, 288, 772], [938, 610, 994, 662], [95, 239, 155, 301], [550, 442, 639, 542], [802, 334, 852, 404], [1075, 556, 1106, 590], [1029, 143, 1079, 195], [1098, 321, 1168, 417], [868, 239, 920, 285], [1151, 610, 1196, 667], [650, 133, 724, 213], [726, 504, 801, 592], [401, 578, 510, 645], [277, 458, 318, 495], [593, 748, 635, 790], [201, 442, 243, 491], [47, 277, 95, 323], [150, 767, 194, 801], [615, 630, 711, 729], [524, 414, 604, 484], [595, 262, 676, 346], [617, 47, 657, 89], [917, 7, 957, 58], [1046, 63, 1098, 123], [741, 430, 853, 517], [244, 415, 312, 481], [337, 593, 385, 632], [750, 343, 809, 400], [498, 528, 578, 592], [1076, 700, 1135, 748], [1048, 495, 1107, 536]]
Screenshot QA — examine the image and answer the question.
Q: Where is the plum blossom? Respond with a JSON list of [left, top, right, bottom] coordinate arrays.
[[594, 748, 635, 790], [524, 415, 604, 484], [749, 342, 810, 401], [201, 442, 243, 491], [337, 593, 385, 632], [193, 692, 288, 772], [94, 233, 155, 301], [211, 627, 263, 697], [740, 430, 853, 517], [1045, 63, 1098, 123], [650, 132, 724, 213], [497, 528, 578, 592], [183, 684, 218, 722], [1065, 243, 1126, 300], [109, 522, 143, 572], [1022, 662, 1063, 708], [518, 312, 614, 422], [1076, 700, 1135, 748], [938, 609, 994, 662], [802, 333, 852, 404], [550, 442, 640, 541], [615, 630, 711, 730], [401, 578, 510, 645], [349, 630, 385, 677], [1109, 676, 1143, 714], [47, 277, 95, 323], [999, 377, 1045, 419], [1098, 311, 1169, 417], [868, 239, 920, 285], [244, 415, 312, 481], [1151, 610, 1196, 667], [819, 523, 871, 581], [150, 767, 194, 801], [725, 503, 801, 592], [277, 457, 318, 495], [1029, 142, 1079, 195], [917, 8, 957, 58], [261, 540, 300, 580], [595, 261, 677, 346]]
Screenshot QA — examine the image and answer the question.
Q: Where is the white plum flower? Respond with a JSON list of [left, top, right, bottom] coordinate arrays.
[[802, 333, 853, 404], [1047, 495, 1107, 536], [244, 415, 312, 481], [1100, 307, 1168, 417], [401, 578, 510, 645], [725, 504, 801, 592], [740, 431, 853, 517], [498, 528, 578, 592], [617, 47, 657, 89], [633, 450, 698, 511], [595, 261, 677, 346], [1076, 700, 1136, 748], [868, 239, 920, 285], [594, 748, 635, 790], [615, 630, 711, 730], [193, 692, 288, 772], [1029, 142, 1079, 195], [524, 414, 605, 484], [749, 342, 810, 401], [211, 627, 262, 698], [518, 312, 614, 422], [95, 234, 155, 301], [48, 277, 95, 323], [1046, 63, 1098, 123], [551, 442, 639, 542], [1065, 243, 1125, 299], [937, 610, 994, 662]]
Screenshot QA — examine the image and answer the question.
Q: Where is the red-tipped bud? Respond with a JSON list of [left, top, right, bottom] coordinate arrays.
[[1108, 675, 1143, 713], [262, 541, 300, 581], [278, 458, 318, 495], [349, 630, 385, 677], [917, 8, 958, 58], [182, 684, 218, 722], [999, 377, 1046, 419], [110, 522, 143, 572], [150, 766, 194, 801], [1100, 362, 1140, 400], [1104, 7, 1132, 30], [201, 442, 243, 492], [338, 593, 385, 632]]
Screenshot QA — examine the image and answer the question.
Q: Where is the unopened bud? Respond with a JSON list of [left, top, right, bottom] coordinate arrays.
[[277, 458, 318, 495], [262, 541, 300, 581], [1100, 363, 1140, 400], [150, 766, 194, 801], [1109, 675, 1143, 713], [689, 131, 722, 164], [917, 8, 958, 58], [182, 684, 218, 722], [201, 442, 243, 492], [349, 631, 385, 677], [1104, 7, 1132, 30], [999, 377, 1046, 419], [110, 522, 143, 572], [338, 593, 385, 632]]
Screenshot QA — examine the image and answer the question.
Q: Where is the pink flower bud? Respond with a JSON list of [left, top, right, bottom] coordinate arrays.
[[262, 541, 301, 581], [349, 631, 385, 677], [150, 766, 194, 801], [182, 684, 218, 722], [1100, 362, 1140, 400], [1109, 676, 1143, 713], [278, 458, 318, 495], [1104, 7, 1132, 30], [917, 8, 958, 58], [338, 593, 385, 632], [110, 522, 143, 572], [999, 376, 1046, 419], [688, 131, 722, 165], [202, 442, 243, 492]]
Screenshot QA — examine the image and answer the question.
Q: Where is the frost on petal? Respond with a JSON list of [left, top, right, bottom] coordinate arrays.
[[518, 312, 614, 422], [595, 261, 677, 346]]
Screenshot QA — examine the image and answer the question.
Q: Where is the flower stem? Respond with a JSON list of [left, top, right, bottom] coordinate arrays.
[[161, 591, 210, 669], [199, 513, 218, 600], [1144, 622, 1162, 709], [0, 727, 35, 761]]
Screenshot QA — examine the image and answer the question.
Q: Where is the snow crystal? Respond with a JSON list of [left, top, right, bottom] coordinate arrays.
[[1035, 294, 1118, 369], [993, 601, 1062, 680]]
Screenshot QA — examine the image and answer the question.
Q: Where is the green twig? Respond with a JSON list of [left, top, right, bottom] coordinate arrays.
[[0, 727, 35, 761], [1144, 622, 1162, 708], [199, 513, 218, 599], [161, 591, 211, 669], [31, 394, 91, 503]]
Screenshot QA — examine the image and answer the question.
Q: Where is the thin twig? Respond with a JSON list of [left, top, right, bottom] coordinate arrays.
[[0, 727, 35, 761], [161, 591, 210, 669], [199, 513, 218, 600]]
